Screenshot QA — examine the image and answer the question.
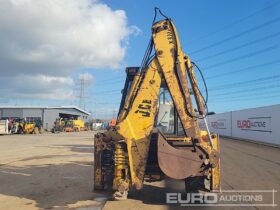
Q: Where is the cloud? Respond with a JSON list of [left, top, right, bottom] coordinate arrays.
[[0, 74, 74, 100], [0, 0, 139, 100], [79, 72, 94, 85]]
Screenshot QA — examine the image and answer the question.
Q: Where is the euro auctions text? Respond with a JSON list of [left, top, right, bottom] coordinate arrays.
[[166, 190, 277, 207]]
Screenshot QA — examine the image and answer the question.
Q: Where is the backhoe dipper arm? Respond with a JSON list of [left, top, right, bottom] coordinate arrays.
[[152, 19, 202, 139]]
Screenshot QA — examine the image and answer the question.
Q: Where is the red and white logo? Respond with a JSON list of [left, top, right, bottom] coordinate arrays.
[[236, 117, 271, 132], [211, 119, 226, 129]]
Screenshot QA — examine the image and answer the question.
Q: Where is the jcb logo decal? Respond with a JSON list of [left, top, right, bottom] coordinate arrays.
[[135, 100, 152, 117]]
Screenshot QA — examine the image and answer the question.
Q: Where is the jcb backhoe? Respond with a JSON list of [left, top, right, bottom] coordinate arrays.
[[94, 8, 220, 200]]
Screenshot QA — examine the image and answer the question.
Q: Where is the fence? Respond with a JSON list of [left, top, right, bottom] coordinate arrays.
[[199, 104, 280, 146]]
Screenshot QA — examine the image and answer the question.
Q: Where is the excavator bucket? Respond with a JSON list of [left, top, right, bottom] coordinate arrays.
[[157, 133, 203, 179]]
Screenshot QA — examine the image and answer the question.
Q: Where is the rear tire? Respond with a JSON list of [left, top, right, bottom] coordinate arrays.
[[185, 176, 210, 193], [39, 127, 44, 134], [34, 127, 39, 134], [113, 190, 128, 200], [18, 127, 24, 134]]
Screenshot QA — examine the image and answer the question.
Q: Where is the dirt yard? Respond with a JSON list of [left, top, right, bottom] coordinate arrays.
[[0, 131, 109, 210], [0, 132, 279, 210]]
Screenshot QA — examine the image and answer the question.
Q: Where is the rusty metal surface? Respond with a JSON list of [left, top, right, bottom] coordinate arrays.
[[152, 19, 201, 141], [185, 57, 205, 116], [157, 133, 202, 179], [93, 133, 104, 190]]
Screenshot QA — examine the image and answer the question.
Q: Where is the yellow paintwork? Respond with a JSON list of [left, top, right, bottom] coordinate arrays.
[[64, 120, 84, 132], [109, 19, 220, 193], [117, 59, 162, 189], [200, 130, 221, 191], [72, 120, 85, 131], [113, 143, 129, 190], [152, 20, 201, 139], [23, 123, 36, 134]]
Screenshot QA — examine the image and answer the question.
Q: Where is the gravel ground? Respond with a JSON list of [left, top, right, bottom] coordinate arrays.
[[0, 133, 279, 210]]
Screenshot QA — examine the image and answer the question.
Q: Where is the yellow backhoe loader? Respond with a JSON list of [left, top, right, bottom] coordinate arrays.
[[94, 8, 220, 200], [17, 118, 44, 134]]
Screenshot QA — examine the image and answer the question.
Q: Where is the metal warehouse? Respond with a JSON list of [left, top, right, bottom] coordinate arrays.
[[0, 106, 90, 131]]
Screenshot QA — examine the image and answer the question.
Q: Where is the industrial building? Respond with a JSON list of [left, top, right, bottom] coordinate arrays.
[[0, 106, 90, 131]]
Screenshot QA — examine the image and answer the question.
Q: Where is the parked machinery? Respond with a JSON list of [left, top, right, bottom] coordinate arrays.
[[52, 118, 65, 133], [16, 118, 43, 134], [64, 119, 85, 132], [108, 119, 117, 128], [73, 119, 85, 131], [64, 120, 74, 132]]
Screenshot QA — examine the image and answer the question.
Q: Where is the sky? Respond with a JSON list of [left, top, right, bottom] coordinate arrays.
[[0, 0, 279, 119]]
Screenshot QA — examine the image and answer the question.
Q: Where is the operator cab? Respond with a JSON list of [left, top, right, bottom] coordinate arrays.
[[118, 67, 184, 136]]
